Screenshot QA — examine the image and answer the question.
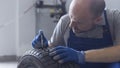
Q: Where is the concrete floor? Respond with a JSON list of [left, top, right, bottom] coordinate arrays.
[[0, 62, 17, 68]]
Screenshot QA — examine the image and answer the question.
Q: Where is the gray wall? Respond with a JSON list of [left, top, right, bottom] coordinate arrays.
[[105, 0, 120, 9], [16, 0, 36, 56], [0, 0, 36, 56], [0, 0, 16, 56]]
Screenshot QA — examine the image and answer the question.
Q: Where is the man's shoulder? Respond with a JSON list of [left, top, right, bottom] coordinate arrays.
[[105, 8, 120, 24], [59, 14, 70, 29], [106, 8, 120, 16], [61, 14, 70, 21]]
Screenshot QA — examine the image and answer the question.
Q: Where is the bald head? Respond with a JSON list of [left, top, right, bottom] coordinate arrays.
[[90, 0, 106, 17], [68, 0, 106, 34], [69, 0, 106, 18]]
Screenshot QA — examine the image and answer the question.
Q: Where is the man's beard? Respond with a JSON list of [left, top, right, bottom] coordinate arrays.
[[72, 25, 96, 34]]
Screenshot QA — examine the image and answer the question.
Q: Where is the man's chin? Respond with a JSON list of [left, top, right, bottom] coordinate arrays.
[[73, 30, 81, 34], [73, 30, 87, 37], [73, 29, 88, 34]]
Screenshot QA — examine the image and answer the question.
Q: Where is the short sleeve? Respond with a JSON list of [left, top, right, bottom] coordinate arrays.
[[48, 14, 70, 47]]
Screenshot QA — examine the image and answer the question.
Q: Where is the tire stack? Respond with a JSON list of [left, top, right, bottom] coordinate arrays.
[[17, 48, 79, 68]]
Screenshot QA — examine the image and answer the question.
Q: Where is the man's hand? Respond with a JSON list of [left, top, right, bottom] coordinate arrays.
[[32, 30, 48, 49], [49, 46, 85, 64]]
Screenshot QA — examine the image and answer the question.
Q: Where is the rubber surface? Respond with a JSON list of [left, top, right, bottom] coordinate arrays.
[[17, 48, 79, 68]]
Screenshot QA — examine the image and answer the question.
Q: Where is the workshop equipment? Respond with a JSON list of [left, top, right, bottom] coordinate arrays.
[[17, 30, 79, 68], [36, 0, 67, 23]]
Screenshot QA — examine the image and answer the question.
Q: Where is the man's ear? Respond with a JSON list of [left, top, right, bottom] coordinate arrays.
[[94, 16, 102, 25]]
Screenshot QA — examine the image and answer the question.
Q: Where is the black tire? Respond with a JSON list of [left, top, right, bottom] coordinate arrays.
[[17, 49, 79, 68]]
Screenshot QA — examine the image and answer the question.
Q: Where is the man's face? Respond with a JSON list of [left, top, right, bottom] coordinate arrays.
[[69, 12, 96, 34], [69, 0, 97, 34]]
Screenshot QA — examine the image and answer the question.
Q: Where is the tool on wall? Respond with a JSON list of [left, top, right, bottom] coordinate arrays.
[[35, 0, 67, 23]]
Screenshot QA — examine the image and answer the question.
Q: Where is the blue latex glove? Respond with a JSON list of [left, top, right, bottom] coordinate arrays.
[[49, 46, 85, 64], [32, 30, 48, 49]]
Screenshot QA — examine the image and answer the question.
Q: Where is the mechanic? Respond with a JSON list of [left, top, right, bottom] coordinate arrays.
[[32, 0, 120, 68]]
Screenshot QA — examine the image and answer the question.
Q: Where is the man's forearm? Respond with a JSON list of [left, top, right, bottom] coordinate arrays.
[[85, 45, 120, 63]]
